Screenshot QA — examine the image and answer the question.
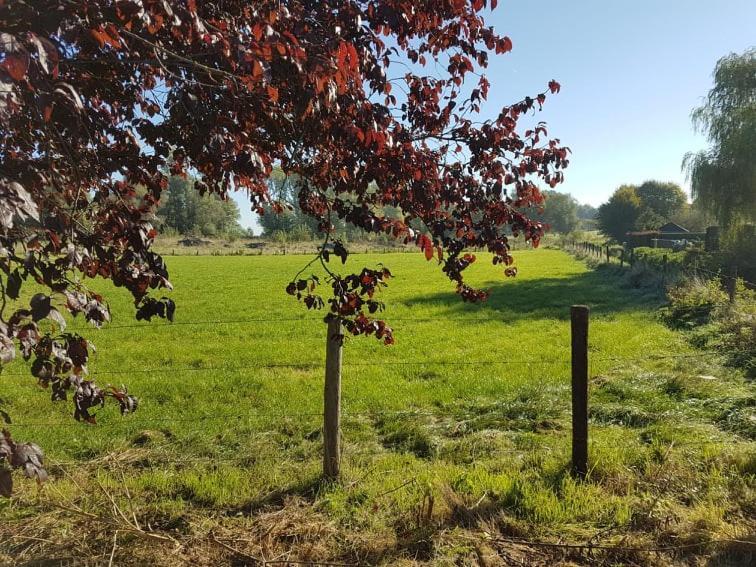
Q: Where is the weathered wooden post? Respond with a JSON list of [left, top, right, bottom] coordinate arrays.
[[323, 317, 343, 479], [605, 245, 610, 263], [571, 305, 589, 479], [727, 266, 738, 303]]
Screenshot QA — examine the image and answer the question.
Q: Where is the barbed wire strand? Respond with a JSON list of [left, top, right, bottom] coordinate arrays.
[[1, 350, 733, 379]]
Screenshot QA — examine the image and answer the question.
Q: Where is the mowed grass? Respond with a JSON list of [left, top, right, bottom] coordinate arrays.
[[1, 249, 754, 565]]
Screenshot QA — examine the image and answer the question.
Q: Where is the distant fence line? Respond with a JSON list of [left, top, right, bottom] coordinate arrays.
[[566, 240, 755, 290]]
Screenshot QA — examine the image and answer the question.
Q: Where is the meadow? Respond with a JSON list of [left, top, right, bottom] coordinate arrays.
[[1, 249, 754, 565]]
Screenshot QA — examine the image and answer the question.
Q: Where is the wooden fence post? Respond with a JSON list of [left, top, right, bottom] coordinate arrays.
[[571, 305, 589, 480], [323, 317, 343, 479], [605, 245, 610, 263], [727, 266, 738, 303]]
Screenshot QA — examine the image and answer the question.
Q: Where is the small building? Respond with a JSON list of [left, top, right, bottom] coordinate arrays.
[[625, 223, 700, 249], [658, 222, 689, 234]]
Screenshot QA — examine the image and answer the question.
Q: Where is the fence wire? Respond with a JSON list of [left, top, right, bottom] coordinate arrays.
[[0, 350, 727, 379]]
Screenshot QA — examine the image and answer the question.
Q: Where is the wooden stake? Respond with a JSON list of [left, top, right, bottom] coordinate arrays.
[[571, 305, 589, 479], [727, 266, 738, 303], [323, 317, 343, 479]]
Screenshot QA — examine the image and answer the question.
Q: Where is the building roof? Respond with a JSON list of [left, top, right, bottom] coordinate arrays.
[[658, 222, 689, 233]]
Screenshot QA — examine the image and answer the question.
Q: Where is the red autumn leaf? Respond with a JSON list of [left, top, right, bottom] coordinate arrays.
[[497, 37, 513, 54], [89, 28, 107, 48], [1, 54, 29, 81], [267, 85, 279, 102], [418, 234, 434, 261]]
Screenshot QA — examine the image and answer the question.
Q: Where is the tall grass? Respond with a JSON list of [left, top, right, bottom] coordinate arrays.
[[0, 250, 753, 565]]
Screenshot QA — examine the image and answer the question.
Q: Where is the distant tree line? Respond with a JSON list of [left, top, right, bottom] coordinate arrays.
[[260, 171, 599, 241], [528, 190, 597, 234], [258, 168, 403, 242], [157, 175, 246, 238]]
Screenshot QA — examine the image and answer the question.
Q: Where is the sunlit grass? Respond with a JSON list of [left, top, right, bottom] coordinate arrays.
[[1, 249, 753, 563]]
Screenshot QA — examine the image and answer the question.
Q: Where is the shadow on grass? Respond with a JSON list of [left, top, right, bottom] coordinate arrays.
[[227, 475, 326, 517], [706, 535, 756, 566], [402, 265, 664, 321]]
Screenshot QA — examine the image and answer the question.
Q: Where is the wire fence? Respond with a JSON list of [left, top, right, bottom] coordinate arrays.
[[1, 308, 744, 434], [3, 254, 752, 560], [61, 313, 604, 330], [2, 304, 751, 486], [566, 240, 756, 287], [0, 349, 722, 379]]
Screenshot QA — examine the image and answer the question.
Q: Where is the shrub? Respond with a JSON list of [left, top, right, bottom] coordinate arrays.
[[633, 247, 687, 271], [271, 230, 289, 244], [712, 284, 756, 378], [661, 277, 755, 378], [289, 224, 313, 242], [661, 277, 728, 329], [624, 261, 662, 289]]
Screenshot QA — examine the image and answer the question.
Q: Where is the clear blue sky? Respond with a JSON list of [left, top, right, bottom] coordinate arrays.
[[235, 0, 755, 229]]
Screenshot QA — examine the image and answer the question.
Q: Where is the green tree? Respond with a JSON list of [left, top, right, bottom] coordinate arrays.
[[159, 176, 198, 234], [576, 203, 597, 221], [260, 168, 400, 241], [597, 185, 642, 241], [683, 48, 756, 228], [259, 169, 319, 238], [598, 181, 691, 240], [634, 207, 665, 231], [635, 180, 686, 219], [158, 175, 242, 237], [670, 203, 711, 232], [535, 190, 579, 233]]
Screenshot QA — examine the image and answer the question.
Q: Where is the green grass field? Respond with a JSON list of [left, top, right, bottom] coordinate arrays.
[[1, 249, 754, 565]]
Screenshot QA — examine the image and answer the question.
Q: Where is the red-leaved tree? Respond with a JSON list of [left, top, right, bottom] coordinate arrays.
[[0, 0, 568, 493]]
